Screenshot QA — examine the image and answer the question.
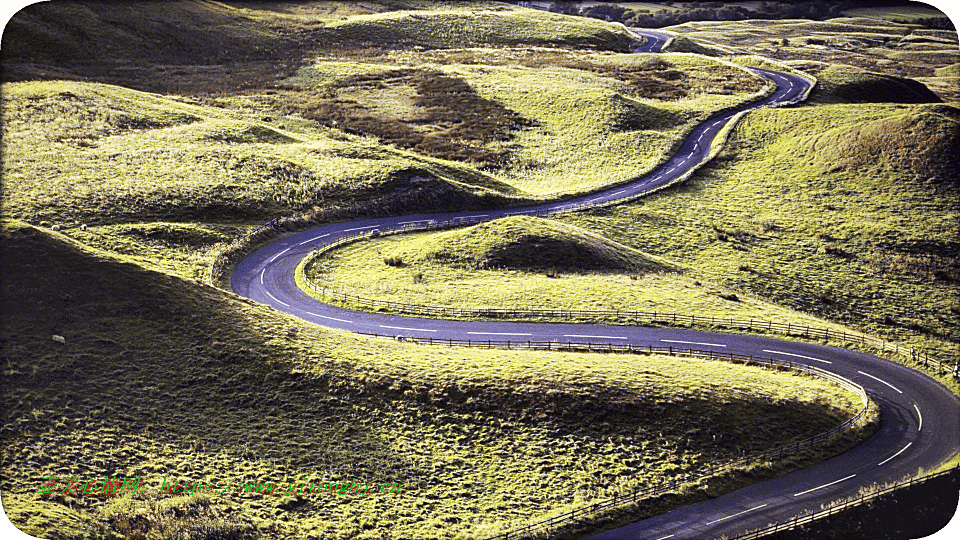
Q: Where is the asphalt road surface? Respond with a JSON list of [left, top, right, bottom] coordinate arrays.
[[232, 30, 960, 539]]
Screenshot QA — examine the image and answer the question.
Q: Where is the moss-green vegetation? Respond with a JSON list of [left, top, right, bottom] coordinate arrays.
[[274, 50, 769, 197], [794, 62, 941, 104], [0, 221, 868, 539], [377, 215, 677, 272], [0, 80, 509, 229], [666, 16, 959, 100], [558, 102, 959, 365], [305, 217, 854, 334]]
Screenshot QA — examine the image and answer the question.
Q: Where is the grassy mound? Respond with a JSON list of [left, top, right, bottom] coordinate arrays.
[[0, 221, 868, 538], [804, 104, 958, 181], [802, 63, 942, 104], [388, 216, 677, 273]]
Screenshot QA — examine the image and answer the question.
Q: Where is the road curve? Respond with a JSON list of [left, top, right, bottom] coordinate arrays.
[[231, 31, 960, 539]]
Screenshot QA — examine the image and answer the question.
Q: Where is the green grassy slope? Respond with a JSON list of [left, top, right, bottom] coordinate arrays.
[[0, 221, 868, 539], [559, 102, 959, 362], [665, 16, 959, 101], [381, 215, 677, 272], [304, 218, 859, 333], [0, 80, 511, 227], [1, 1, 636, 93], [790, 61, 942, 104], [274, 50, 769, 197]]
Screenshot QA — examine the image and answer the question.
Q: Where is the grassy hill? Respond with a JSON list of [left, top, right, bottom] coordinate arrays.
[[665, 16, 959, 100], [0, 221, 869, 539], [0, 80, 512, 227], [383, 215, 677, 272], [1, 1, 636, 93], [559, 102, 959, 367], [790, 61, 942, 104], [305, 217, 862, 333]]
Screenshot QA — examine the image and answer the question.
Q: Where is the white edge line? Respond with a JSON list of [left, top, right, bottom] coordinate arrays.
[[704, 503, 768, 525], [661, 339, 726, 348], [467, 332, 532, 336], [794, 474, 856, 497], [564, 335, 628, 340], [380, 325, 436, 333], [268, 246, 291, 263], [263, 288, 290, 308], [914, 404, 922, 432], [299, 233, 330, 245], [762, 349, 832, 365], [878, 442, 913, 466], [857, 370, 903, 394], [305, 312, 351, 324]]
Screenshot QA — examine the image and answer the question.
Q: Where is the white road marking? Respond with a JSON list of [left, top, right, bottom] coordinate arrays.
[[914, 404, 923, 432], [467, 332, 532, 336], [268, 247, 291, 263], [661, 339, 726, 348], [612, 190, 628, 195], [878, 442, 913, 466], [655, 535, 675, 540], [263, 288, 290, 308], [705, 503, 768, 525], [260, 269, 266, 285], [665, 166, 676, 174], [399, 220, 427, 225], [380, 325, 436, 333], [299, 233, 330, 245], [762, 349, 832, 364], [305, 312, 352, 324], [344, 225, 378, 232], [466, 214, 490, 219], [793, 474, 856, 497], [564, 334, 628, 340], [857, 370, 903, 394]]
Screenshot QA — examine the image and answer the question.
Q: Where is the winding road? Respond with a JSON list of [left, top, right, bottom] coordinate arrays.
[[231, 30, 960, 539]]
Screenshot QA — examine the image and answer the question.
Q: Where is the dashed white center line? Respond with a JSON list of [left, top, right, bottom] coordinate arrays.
[[665, 166, 676, 174], [661, 339, 726, 348], [268, 246, 291, 263], [857, 370, 903, 394], [612, 189, 628, 196], [467, 332, 532, 336], [705, 503, 768, 525], [762, 349, 832, 364], [263, 288, 290, 308], [794, 474, 856, 497], [380, 325, 436, 333], [655, 535, 675, 540], [878, 442, 913, 466], [344, 225, 378, 232], [564, 334, 628, 340], [299, 233, 330, 245], [914, 404, 923, 431], [305, 312, 352, 324], [260, 269, 266, 285]]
